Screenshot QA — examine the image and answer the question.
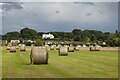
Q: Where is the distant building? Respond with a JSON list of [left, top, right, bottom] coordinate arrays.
[[42, 33, 54, 39], [22, 40, 34, 43], [27, 40, 34, 43], [10, 40, 20, 43], [102, 42, 106, 45]]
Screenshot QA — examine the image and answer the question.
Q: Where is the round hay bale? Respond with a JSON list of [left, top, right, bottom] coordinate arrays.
[[30, 47, 48, 64], [58, 47, 68, 56], [45, 46, 50, 50], [20, 46, 26, 51], [16, 46, 19, 49], [10, 46, 16, 52], [56, 46, 60, 50], [68, 47, 75, 52], [75, 46, 80, 51], [8, 43, 12, 47], [90, 47, 100, 51], [50, 46, 54, 50], [95, 47, 100, 51], [6, 46, 10, 50]]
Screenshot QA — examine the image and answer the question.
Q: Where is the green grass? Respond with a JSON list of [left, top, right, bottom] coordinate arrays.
[[2, 46, 118, 78]]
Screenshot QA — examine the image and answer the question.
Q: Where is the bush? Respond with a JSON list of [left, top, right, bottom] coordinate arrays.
[[24, 42, 32, 46], [72, 42, 79, 46], [35, 39, 45, 46]]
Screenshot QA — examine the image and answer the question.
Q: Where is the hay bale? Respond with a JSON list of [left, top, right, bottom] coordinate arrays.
[[10, 46, 16, 52], [6, 46, 10, 50], [58, 47, 68, 56], [75, 46, 80, 51], [100, 47, 118, 51], [90, 47, 100, 51], [45, 46, 50, 50], [80, 47, 89, 51], [30, 47, 48, 64], [68, 46, 75, 52], [8, 43, 12, 46], [95, 47, 100, 51], [56, 46, 60, 50], [16, 46, 19, 49], [90, 47, 95, 51], [20, 46, 26, 51], [50, 46, 54, 50]]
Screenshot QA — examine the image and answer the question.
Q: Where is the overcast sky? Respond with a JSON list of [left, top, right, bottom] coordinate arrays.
[[0, 1, 118, 34]]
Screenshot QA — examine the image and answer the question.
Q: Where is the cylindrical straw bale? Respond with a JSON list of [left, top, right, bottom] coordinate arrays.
[[56, 46, 60, 50], [16, 46, 19, 49], [90, 47, 100, 51], [50, 46, 54, 50], [46, 46, 50, 50], [20, 46, 26, 51], [7, 46, 10, 50], [10, 46, 16, 52], [8, 43, 12, 47], [68, 46, 75, 52], [75, 46, 80, 51], [30, 47, 48, 64], [95, 47, 100, 51], [58, 47, 68, 56]]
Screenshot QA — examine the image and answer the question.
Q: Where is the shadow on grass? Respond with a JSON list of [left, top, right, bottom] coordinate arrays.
[[24, 63, 49, 65]]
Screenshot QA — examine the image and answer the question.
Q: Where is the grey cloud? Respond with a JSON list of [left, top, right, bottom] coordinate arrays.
[[73, 2, 95, 6], [86, 13, 92, 16], [56, 11, 60, 13], [100, 11, 103, 15], [2, 2, 118, 34], [1, 0, 20, 2], [2, 2, 24, 11]]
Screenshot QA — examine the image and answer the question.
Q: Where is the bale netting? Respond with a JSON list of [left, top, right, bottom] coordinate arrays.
[[30, 47, 48, 64], [58, 47, 68, 56], [68, 46, 75, 52], [10, 46, 16, 52], [90, 47, 100, 51], [20, 46, 26, 51]]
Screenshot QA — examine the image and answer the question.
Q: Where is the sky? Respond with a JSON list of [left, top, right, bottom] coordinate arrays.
[[0, 0, 119, 34]]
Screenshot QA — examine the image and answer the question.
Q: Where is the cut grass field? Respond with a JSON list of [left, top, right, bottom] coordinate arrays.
[[2, 46, 118, 78]]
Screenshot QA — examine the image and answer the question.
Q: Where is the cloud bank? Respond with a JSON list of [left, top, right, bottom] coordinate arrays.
[[1, 2, 118, 34]]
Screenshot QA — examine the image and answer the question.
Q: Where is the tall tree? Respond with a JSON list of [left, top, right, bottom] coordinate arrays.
[[72, 29, 81, 41], [3, 31, 20, 41], [72, 29, 81, 36], [20, 27, 37, 40]]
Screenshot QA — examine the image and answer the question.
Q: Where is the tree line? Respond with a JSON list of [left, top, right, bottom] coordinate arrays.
[[2, 27, 120, 47]]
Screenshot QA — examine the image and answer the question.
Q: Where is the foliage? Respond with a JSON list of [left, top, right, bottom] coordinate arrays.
[[20, 27, 37, 40], [2, 32, 21, 41], [2, 27, 120, 46], [85, 37, 91, 42], [72, 29, 81, 41], [23, 42, 32, 46], [35, 39, 44, 46]]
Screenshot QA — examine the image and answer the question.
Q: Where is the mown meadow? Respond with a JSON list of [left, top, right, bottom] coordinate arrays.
[[2, 46, 118, 78]]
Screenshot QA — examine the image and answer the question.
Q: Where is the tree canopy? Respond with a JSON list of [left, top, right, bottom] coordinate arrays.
[[20, 28, 38, 40], [2, 27, 120, 47]]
